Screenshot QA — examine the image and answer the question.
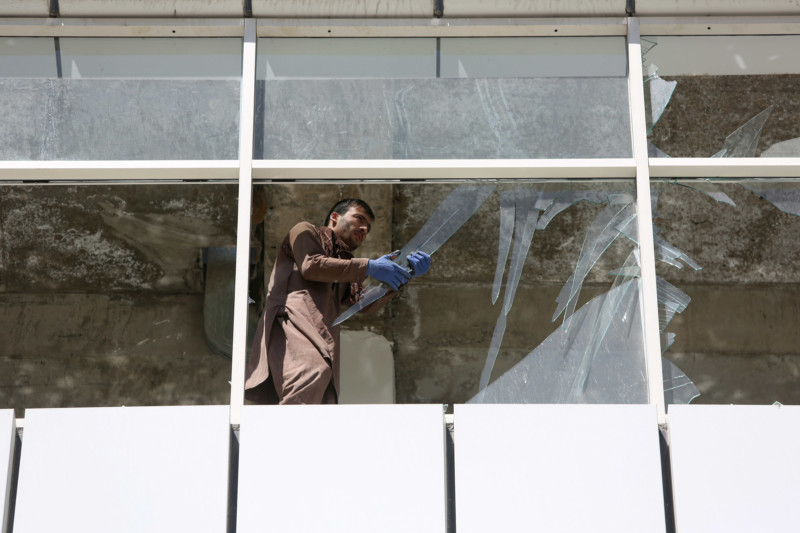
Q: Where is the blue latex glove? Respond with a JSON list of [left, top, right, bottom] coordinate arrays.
[[367, 254, 411, 291], [407, 251, 431, 278]]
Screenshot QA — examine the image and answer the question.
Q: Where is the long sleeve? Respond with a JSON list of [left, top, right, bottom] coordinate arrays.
[[288, 222, 369, 283]]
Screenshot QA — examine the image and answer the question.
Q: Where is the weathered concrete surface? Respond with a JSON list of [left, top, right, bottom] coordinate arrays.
[[1, 185, 238, 292], [0, 293, 231, 418], [648, 74, 800, 157]]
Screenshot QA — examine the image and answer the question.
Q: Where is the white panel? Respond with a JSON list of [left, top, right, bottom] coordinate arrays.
[[445, 0, 623, 17], [252, 0, 433, 18], [0, 0, 49, 17], [0, 411, 15, 533], [454, 404, 666, 533], [13, 406, 230, 533], [257, 37, 436, 79], [637, 0, 800, 16], [237, 405, 446, 533], [0, 37, 58, 78], [440, 36, 626, 77], [58, 38, 241, 79], [642, 35, 800, 76], [669, 404, 800, 533], [58, 0, 244, 17]]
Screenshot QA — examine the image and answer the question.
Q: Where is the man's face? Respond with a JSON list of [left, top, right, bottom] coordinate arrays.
[[329, 206, 373, 250]]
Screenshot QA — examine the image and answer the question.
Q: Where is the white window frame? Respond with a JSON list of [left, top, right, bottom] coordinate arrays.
[[2, 15, 800, 427]]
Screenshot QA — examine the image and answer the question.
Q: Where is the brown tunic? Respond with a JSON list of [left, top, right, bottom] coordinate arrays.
[[245, 221, 372, 404]]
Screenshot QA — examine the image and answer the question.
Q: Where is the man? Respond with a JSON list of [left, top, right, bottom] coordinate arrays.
[[245, 198, 431, 404]]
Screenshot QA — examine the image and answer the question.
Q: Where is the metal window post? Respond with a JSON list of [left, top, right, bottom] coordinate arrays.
[[627, 17, 667, 425], [229, 18, 257, 428]]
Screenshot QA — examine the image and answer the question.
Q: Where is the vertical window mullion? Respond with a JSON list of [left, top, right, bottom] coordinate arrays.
[[627, 17, 666, 424], [230, 18, 257, 427]]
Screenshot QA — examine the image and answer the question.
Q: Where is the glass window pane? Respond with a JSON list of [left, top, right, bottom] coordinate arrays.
[[642, 36, 800, 158], [652, 178, 800, 405], [0, 38, 241, 161], [248, 181, 648, 406], [0, 183, 239, 416], [255, 37, 632, 159]]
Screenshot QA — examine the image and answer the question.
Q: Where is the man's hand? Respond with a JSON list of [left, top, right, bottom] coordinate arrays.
[[407, 251, 431, 278], [367, 254, 411, 291]]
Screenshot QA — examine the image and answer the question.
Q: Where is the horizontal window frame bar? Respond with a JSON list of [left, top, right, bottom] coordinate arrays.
[[0, 17, 244, 37], [649, 158, 800, 178], [252, 159, 637, 180], [639, 15, 800, 35], [0, 161, 240, 181], [256, 17, 627, 37]]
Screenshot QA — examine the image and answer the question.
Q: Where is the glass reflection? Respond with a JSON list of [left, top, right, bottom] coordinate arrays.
[[0, 184, 238, 416], [652, 178, 800, 404], [255, 37, 631, 159]]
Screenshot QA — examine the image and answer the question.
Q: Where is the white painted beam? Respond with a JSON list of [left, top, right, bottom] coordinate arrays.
[[229, 18, 257, 428], [0, 0, 48, 17], [637, 1, 800, 17], [445, 0, 625, 17], [58, 0, 245, 18], [639, 15, 800, 35], [628, 17, 666, 425], [650, 158, 800, 178], [257, 17, 628, 37], [0, 18, 244, 37], [252, 159, 637, 180], [0, 161, 239, 181], [252, 0, 433, 18]]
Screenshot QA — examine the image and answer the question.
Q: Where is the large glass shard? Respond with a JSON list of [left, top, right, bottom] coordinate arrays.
[[742, 182, 800, 217], [477, 188, 540, 399], [662, 359, 700, 404], [654, 234, 702, 270], [714, 105, 774, 158], [334, 185, 495, 326], [567, 251, 641, 400], [470, 278, 647, 404], [553, 198, 636, 325], [537, 190, 618, 230], [656, 277, 691, 332], [643, 64, 677, 133], [675, 180, 736, 207], [502, 189, 540, 316], [648, 141, 670, 158], [491, 191, 516, 305]]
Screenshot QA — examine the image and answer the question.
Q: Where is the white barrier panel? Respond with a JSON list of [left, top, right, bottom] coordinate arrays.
[[669, 404, 800, 533], [237, 405, 447, 533], [455, 404, 666, 533], [13, 406, 230, 533], [1, 411, 15, 533]]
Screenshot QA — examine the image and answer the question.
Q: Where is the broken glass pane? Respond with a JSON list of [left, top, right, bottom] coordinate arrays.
[[657, 277, 691, 332], [553, 198, 636, 325], [643, 64, 677, 133], [714, 105, 774, 158], [662, 359, 700, 404], [742, 181, 800, 217], [675, 180, 736, 207], [491, 191, 515, 305], [471, 277, 647, 404], [334, 184, 495, 326]]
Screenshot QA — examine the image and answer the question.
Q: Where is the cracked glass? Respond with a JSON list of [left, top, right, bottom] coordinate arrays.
[[268, 181, 666, 406], [651, 178, 800, 405], [642, 36, 800, 158]]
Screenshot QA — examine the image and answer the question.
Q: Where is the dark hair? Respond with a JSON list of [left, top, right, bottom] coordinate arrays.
[[324, 198, 375, 226]]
